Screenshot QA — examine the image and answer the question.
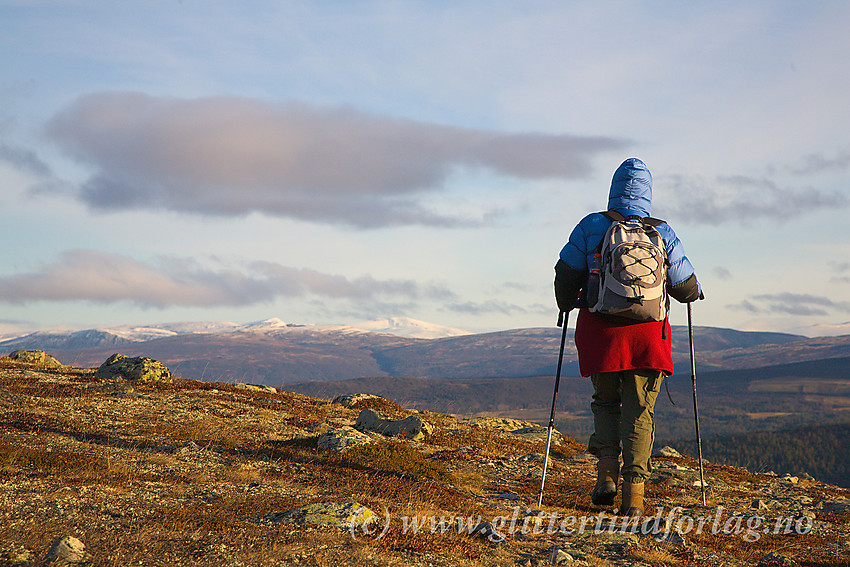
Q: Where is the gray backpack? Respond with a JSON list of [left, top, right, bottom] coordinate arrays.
[[587, 211, 669, 322]]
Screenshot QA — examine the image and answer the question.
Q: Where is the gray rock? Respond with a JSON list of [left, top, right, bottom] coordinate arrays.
[[822, 500, 850, 514], [509, 426, 563, 442], [571, 451, 594, 463], [95, 354, 173, 384], [653, 445, 683, 458], [589, 531, 639, 545], [235, 382, 277, 394], [491, 492, 522, 501], [7, 350, 62, 368], [354, 408, 433, 440], [548, 545, 574, 564], [42, 536, 90, 566], [471, 521, 505, 544], [656, 529, 687, 546], [265, 501, 374, 529], [757, 551, 798, 566], [333, 393, 383, 408], [752, 498, 770, 510], [516, 453, 545, 462], [317, 426, 372, 452], [0, 544, 33, 566]]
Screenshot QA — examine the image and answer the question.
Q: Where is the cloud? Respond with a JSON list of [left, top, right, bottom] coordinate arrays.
[[0, 143, 52, 177], [657, 173, 848, 224], [728, 293, 850, 317], [713, 267, 732, 280], [0, 250, 454, 308], [44, 92, 627, 228], [788, 150, 850, 176], [829, 262, 850, 284]]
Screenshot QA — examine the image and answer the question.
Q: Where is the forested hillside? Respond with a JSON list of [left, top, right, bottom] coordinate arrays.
[[672, 422, 850, 488]]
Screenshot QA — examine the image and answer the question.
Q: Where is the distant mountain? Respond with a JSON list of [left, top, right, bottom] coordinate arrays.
[[2, 319, 844, 386], [0, 317, 468, 348], [787, 320, 850, 337], [349, 317, 470, 339], [0, 329, 135, 351]]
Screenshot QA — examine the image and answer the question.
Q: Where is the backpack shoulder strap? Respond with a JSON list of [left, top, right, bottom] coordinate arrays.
[[600, 210, 666, 227], [599, 210, 625, 222]]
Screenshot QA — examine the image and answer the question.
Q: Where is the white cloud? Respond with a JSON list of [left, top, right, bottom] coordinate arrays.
[[656, 173, 849, 225], [0, 250, 455, 308], [728, 293, 850, 317], [788, 150, 850, 176], [713, 267, 733, 280], [44, 93, 627, 228]]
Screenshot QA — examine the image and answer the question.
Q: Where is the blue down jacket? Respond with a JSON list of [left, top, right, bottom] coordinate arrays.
[[557, 158, 698, 307]]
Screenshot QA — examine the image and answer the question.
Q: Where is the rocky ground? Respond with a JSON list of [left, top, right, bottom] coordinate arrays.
[[0, 352, 848, 566]]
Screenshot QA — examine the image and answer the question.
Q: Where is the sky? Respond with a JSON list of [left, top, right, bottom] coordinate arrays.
[[1, 1, 849, 338]]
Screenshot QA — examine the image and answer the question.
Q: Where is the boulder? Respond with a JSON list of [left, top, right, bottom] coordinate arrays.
[[94, 354, 173, 384], [355, 408, 433, 441], [653, 445, 683, 458], [822, 499, 850, 514], [548, 546, 574, 564], [509, 426, 563, 442], [317, 426, 372, 452], [0, 543, 33, 565], [6, 350, 62, 368], [42, 536, 90, 566], [333, 393, 383, 408], [333, 393, 403, 413], [235, 383, 278, 394], [468, 417, 535, 432], [757, 552, 799, 567], [265, 501, 374, 529]]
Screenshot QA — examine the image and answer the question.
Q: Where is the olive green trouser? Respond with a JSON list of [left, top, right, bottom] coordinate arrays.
[[587, 369, 664, 483]]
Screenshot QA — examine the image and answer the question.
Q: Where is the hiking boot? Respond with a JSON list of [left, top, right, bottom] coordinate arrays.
[[590, 456, 620, 506], [620, 481, 644, 517]]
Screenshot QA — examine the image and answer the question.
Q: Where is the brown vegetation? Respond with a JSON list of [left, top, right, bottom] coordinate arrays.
[[0, 356, 848, 566]]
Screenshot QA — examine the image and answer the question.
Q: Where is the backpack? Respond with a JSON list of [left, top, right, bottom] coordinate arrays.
[[586, 211, 669, 322]]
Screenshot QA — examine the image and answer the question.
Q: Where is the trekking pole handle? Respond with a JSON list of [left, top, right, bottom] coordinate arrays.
[[557, 310, 565, 327]]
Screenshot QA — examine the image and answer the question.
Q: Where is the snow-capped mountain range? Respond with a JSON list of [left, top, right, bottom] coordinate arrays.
[[0, 317, 470, 349]]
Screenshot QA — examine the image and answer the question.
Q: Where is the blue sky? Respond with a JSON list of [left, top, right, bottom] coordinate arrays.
[[1, 1, 849, 337]]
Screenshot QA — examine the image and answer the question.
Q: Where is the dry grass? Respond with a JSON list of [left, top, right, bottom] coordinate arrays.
[[1, 358, 848, 566], [341, 439, 452, 482], [630, 546, 682, 564]]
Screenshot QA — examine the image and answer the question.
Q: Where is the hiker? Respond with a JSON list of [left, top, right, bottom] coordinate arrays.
[[554, 157, 701, 516]]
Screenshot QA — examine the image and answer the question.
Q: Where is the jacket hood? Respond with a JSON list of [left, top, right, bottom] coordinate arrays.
[[607, 158, 652, 217]]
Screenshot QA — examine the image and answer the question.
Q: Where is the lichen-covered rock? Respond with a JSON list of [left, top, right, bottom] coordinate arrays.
[[235, 382, 278, 394], [509, 425, 563, 443], [265, 501, 374, 528], [333, 393, 382, 408], [317, 426, 372, 452], [822, 499, 850, 514], [95, 354, 173, 384], [6, 350, 62, 368], [0, 543, 33, 565], [333, 393, 403, 413], [653, 445, 683, 458], [355, 408, 433, 440], [468, 417, 537, 432], [42, 536, 90, 566]]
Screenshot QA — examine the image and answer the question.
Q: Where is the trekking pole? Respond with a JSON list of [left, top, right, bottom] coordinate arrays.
[[538, 310, 570, 507], [688, 302, 707, 506]]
